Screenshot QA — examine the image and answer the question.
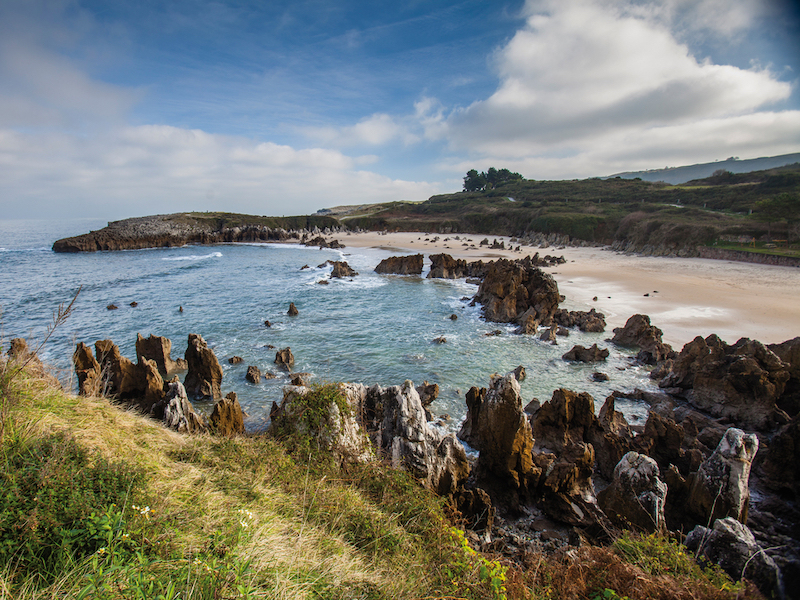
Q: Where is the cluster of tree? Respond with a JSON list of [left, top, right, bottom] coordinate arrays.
[[463, 167, 523, 192], [751, 192, 800, 242]]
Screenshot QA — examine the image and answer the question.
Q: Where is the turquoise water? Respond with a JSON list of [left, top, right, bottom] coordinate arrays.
[[0, 219, 656, 431]]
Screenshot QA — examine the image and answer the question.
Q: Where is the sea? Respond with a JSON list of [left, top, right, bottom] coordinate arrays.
[[0, 218, 657, 432]]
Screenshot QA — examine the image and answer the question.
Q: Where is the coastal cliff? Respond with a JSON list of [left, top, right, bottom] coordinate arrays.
[[52, 212, 342, 252]]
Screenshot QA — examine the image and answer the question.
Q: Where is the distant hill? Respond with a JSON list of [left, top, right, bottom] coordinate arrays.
[[608, 153, 800, 185]]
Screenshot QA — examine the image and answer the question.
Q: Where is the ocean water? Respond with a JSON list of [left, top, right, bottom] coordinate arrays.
[[0, 218, 657, 431]]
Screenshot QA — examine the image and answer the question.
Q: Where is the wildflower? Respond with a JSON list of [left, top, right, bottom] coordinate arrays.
[[97, 547, 107, 556]]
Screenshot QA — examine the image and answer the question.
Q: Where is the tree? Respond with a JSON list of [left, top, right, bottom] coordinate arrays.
[[751, 193, 800, 244], [462, 167, 523, 192]]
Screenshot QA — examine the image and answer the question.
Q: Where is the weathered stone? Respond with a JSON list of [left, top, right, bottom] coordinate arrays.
[[183, 334, 223, 400], [210, 391, 246, 436], [374, 254, 424, 275], [246, 365, 261, 384], [135, 334, 185, 376], [416, 381, 439, 406], [473, 259, 560, 326], [454, 488, 495, 532], [73, 342, 102, 396], [533, 388, 597, 455], [329, 260, 358, 278], [685, 518, 783, 599], [687, 428, 758, 525], [611, 314, 674, 363], [94, 339, 143, 398], [274, 347, 295, 371], [554, 308, 606, 332], [287, 302, 299, 316], [427, 253, 469, 279], [598, 452, 667, 532], [539, 325, 557, 343], [457, 386, 487, 449], [229, 356, 243, 364], [162, 379, 207, 434], [562, 344, 609, 363]]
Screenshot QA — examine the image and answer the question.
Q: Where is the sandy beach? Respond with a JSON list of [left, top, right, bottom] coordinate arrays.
[[340, 230, 800, 349]]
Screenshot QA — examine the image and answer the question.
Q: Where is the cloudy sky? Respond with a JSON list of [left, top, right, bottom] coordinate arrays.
[[1, 0, 798, 220]]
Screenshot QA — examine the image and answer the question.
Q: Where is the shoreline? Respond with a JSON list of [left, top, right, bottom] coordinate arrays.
[[338, 231, 800, 349]]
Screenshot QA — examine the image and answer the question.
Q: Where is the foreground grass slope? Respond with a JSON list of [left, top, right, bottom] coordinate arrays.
[[0, 355, 764, 599]]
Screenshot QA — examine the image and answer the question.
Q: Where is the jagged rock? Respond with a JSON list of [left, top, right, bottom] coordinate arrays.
[[562, 344, 609, 363], [533, 388, 597, 454], [138, 358, 166, 412], [107, 304, 118, 310], [759, 413, 800, 498], [454, 488, 495, 532], [274, 347, 295, 371], [473, 259, 560, 326], [427, 254, 469, 279], [73, 342, 102, 396], [8, 338, 33, 362], [556, 326, 569, 337], [416, 381, 439, 406], [290, 374, 307, 386], [633, 411, 690, 475], [590, 395, 633, 480], [611, 314, 674, 363], [450, 314, 458, 321], [271, 382, 374, 464], [457, 386, 487, 449], [375, 254, 424, 275], [246, 365, 261, 383], [539, 325, 557, 343], [183, 334, 223, 400], [598, 452, 667, 532], [768, 336, 800, 416], [228, 356, 243, 364], [94, 339, 140, 398], [660, 335, 790, 430], [287, 302, 299, 316], [554, 308, 606, 332], [210, 391, 246, 436], [515, 313, 539, 335], [512, 365, 526, 382], [330, 260, 358, 278], [433, 336, 447, 344], [162, 379, 207, 434], [687, 428, 759, 525], [685, 518, 783, 599], [591, 372, 609, 382], [136, 333, 186, 376]]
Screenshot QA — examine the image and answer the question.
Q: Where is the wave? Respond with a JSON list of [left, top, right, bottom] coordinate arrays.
[[162, 251, 223, 262]]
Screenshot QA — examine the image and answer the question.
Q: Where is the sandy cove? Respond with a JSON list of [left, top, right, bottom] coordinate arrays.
[[339, 230, 800, 348]]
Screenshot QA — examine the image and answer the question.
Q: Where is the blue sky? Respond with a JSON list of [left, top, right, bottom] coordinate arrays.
[[1, 0, 799, 220]]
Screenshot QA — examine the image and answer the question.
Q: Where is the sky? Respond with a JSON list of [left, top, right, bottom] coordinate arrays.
[[1, 0, 799, 220]]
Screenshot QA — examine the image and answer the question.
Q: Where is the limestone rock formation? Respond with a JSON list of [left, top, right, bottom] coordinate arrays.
[[287, 302, 299, 316], [660, 335, 790, 430], [554, 308, 606, 333], [685, 518, 783, 599], [73, 342, 102, 396], [183, 334, 223, 400], [427, 253, 469, 279], [246, 365, 261, 383], [210, 392, 246, 436], [162, 379, 207, 434], [374, 254, 424, 275], [611, 314, 674, 363], [562, 344, 609, 363], [533, 388, 597, 454], [135, 333, 186, 376], [598, 452, 667, 532], [473, 259, 560, 326], [687, 428, 758, 525], [329, 260, 358, 278], [275, 347, 295, 371]]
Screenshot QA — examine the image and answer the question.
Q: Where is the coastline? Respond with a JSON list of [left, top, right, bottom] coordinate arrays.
[[339, 230, 800, 348]]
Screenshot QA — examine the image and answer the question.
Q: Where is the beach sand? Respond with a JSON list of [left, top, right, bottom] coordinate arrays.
[[338, 230, 800, 348]]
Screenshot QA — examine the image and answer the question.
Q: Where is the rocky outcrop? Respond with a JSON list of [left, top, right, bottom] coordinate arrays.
[[427, 254, 469, 279], [685, 518, 784, 599], [768, 336, 800, 416], [183, 334, 223, 400], [554, 308, 606, 332], [73, 342, 102, 396], [473, 259, 560, 326], [245, 365, 261, 383], [659, 335, 790, 430], [135, 333, 186, 376], [533, 388, 597, 455], [210, 392, 246, 436], [611, 314, 674, 364], [687, 427, 758, 525], [161, 379, 207, 434], [275, 347, 295, 371], [562, 344, 609, 363], [329, 260, 358, 278], [374, 254, 424, 275], [598, 452, 667, 532], [287, 302, 299, 316]]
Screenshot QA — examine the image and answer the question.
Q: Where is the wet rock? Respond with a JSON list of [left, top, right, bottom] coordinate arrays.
[[515, 313, 539, 335], [329, 260, 358, 278], [210, 391, 246, 436], [611, 314, 674, 364], [184, 333, 223, 400], [375, 254, 424, 275], [228, 356, 243, 364], [562, 344, 609, 363], [687, 427, 758, 525], [290, 374, 307, 386], [539, 325, 558, 343], [554, 308, 606, 332], [473, 259, 560, 326], [287, 302, 299, 316], [416, 381, 440, 406], [136, 333, 186, 376], [274, 347, 295, 371], [685, 518, 783, 599], [246, 365, 261, 384], [107, 304, 118, 310], [591, 372, 609, 382], [512, 365, 526, 382], [433, 336, 447, 344], [598, 452, 667, 532], [427, 253, 469, 279]]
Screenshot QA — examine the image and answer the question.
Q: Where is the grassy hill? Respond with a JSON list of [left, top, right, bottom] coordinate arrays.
[[0, 348, 763, 599]]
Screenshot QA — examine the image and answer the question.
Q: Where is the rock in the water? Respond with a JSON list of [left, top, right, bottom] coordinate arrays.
[[374, 254, 424, 275], [287, 302, 299, 316], [229, 356, 243, 364], [660, 335, 790, 430], [427, 253, 469, 279], [554, 308, 606, 332], [539, 325, 558, 343], [611, 314, 674, 363], [183, 333, 223, 400], [245, 365, 261, 383], [94, 339, 141, 398], [688, 427, 758, 525], [685, 518, 783, 599], [562, 344, 609, 363], [162, 379, 207, 434], [598, 452, 667, 532], [533, 388, 597, 455], [136, 333, 186, 376], [274, 347, 295, 371], [432, 336, 447, 344], [416, 381, 440, 406], [329, 260, 358, 278], [210, 391, 246, 436], [473, 259, 560, 326]]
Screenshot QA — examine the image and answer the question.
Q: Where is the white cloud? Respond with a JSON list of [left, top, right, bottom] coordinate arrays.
[[430, 0, 799, 178], [302, 113, 420, 147], [0, 125, 446, 219]]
